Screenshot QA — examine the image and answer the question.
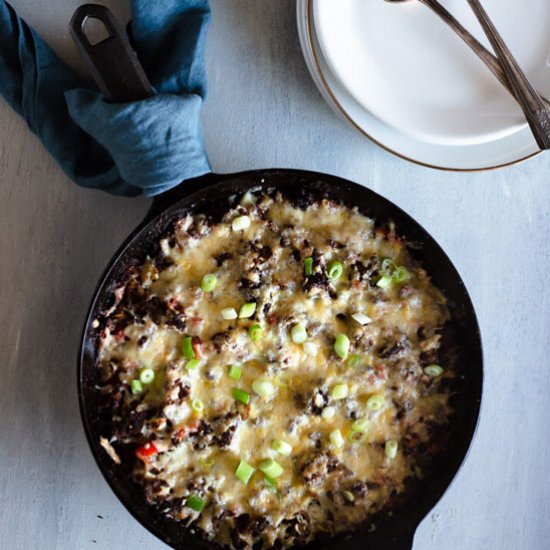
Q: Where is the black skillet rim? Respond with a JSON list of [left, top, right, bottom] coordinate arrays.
[[78, 168, 483, 550]]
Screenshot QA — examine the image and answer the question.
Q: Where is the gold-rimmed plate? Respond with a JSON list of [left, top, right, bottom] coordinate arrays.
[[297, 0, 546, 171]]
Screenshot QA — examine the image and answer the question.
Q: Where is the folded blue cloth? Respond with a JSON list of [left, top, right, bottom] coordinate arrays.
[[0, 0, 211, 196]]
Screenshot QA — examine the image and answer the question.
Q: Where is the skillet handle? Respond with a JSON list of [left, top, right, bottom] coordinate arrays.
[[70, 4, 154, 102]]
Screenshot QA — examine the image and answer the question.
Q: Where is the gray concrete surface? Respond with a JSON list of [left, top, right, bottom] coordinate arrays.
[[1, 1, 549, 549]]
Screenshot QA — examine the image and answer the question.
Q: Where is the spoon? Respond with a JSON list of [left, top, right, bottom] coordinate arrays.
[[385, 0, 550, 150]]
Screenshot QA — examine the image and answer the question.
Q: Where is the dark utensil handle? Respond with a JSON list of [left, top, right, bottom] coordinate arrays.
[[466, 0, 550, 150], [70, 4, 154, 102]]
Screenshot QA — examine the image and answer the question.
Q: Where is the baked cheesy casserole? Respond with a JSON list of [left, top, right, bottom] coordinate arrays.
[[95, 190, 453, 549]]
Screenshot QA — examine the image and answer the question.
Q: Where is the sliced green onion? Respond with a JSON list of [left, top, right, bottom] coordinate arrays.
[[232, 387, 251, 405], [351, 312, 372, 325], [271, 439, 292, 456], [334, 333, 350, 360], [182, 336, 196, 359], [235, 460, 255, 484], [366, 394, 385, 411], [186, 494, 206, 512], [199, 457, 216, 469], [130, 379, 143, 395], [329, 429, 344, 449], [291, 323, 307, 344], [346, 354, 361, 368], [239, 302, 257, 318], [139, 368, 155, 384], [303, 342, 318, 356], [249, 324, 263, 342], [187, 358, 201, 370], [264, 475, 278, 491], [377, 275, 393, 289], [201, 273, 217, 292], [228, 365, 242, 381], [348, 418, 368, 443], [385, 439, 399, 459], [327, 260, 344, 280], [258, 458, 284, 478], [232, 215, 251, 231], [381, 258, 397, 275], [392, 266, 409, 283], [322, 406, 336, 420], [343, 490, 355, 502], [348, 430, 368, 443], [424, 364, 444, 378], [352, 418, 369, 432], [331, 383, 349, 400], [191, 398, 204, 413], [252, 378, 276, 398], [274, 373, 290, 388], [304, 257, 313, 276], [221, 307, 238, 320]]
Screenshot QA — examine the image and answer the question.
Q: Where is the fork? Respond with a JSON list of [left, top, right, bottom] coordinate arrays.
[[385, 0, 550, 150], [466, 0, 550, 149]]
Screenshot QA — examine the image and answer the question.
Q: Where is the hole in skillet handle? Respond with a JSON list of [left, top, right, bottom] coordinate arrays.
[[81, 16, 111, 46], [70, 4, 154, 102]]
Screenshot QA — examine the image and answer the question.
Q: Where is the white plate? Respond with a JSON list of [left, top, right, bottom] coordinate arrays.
[[297, 0, 545, 170], [314, 0, 550, 146]]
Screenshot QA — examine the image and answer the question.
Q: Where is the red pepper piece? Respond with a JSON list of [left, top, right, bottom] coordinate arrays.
[[375, 364, 388, 381], [136, 442, 158, 462]]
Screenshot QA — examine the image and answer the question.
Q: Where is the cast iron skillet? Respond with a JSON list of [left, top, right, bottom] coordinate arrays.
[[73, 5, 483, 549]]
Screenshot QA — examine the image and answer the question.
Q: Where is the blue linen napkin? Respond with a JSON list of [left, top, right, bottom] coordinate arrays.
[[0, 0, 211, 196]]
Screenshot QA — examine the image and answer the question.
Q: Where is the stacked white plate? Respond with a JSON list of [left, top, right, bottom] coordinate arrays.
[[297, 0, 550, 170]]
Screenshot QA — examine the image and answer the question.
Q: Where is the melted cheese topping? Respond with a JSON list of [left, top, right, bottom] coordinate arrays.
[[96, 192, 452, 549]]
